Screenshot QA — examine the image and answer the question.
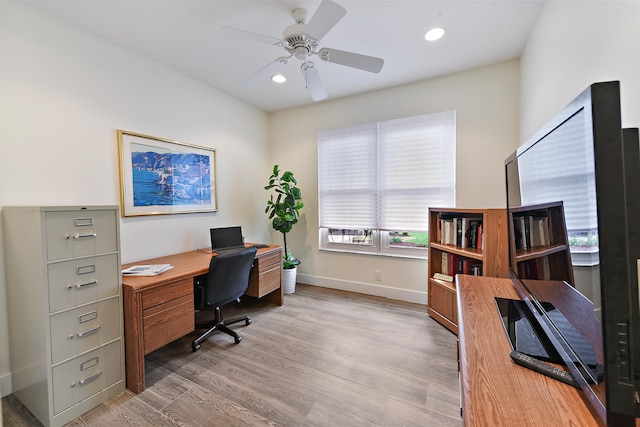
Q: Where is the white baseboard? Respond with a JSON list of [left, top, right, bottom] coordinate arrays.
[[0, 371, 12, 398], [296, 273, 427, 305]]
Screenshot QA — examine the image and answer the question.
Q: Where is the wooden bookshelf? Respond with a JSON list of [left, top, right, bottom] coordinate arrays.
[[427, 207, 509, 334], [508, 201, 574, 284]]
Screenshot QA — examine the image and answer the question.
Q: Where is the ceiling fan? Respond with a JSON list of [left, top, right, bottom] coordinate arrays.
[[216, 0, 384, 101]]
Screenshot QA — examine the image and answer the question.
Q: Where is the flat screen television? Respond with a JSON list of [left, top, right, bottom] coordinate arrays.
[[504, 81, 639, 426]]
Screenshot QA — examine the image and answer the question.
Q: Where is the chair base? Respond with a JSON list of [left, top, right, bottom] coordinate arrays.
[[192, 307, 251, 352]]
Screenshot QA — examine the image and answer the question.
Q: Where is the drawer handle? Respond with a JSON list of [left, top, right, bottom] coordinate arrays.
[[68, 280, 98, 289], [65, 232, 97, 240], [72, 370, 102, 387], [76, 325, 101, 338]]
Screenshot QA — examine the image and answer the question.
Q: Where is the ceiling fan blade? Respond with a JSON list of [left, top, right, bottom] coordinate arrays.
[[305, 0, 347, 41], [318, 48, 384, 73], [242, 57, 289, 88], [301, 62, 327, 101], [215, 26, 281, 46]]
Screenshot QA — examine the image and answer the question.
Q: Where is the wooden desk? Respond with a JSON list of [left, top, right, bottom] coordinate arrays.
[[456, 274, 605, 426], [122, 244, 282, 394]]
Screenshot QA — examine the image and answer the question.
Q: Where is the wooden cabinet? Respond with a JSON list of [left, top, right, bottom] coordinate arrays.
[[246, 246, 282, 301], [2, 206, 125, 427], [427, 208, 509, 334], [508, 201, 574, 284]]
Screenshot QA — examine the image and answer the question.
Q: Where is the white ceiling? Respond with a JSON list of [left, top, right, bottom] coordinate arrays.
[[22, 0, 545, 112]]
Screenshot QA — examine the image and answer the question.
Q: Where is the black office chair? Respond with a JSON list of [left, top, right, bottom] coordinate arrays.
[[192, 246, 258, 352]]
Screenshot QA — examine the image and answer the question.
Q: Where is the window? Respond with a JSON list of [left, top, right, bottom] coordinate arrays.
[[318, 111, 456, 258], [518, 110, 599, 265]]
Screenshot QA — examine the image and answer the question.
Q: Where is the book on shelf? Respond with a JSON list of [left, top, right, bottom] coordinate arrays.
[[470, 264, 482, 276], [464, 218, 483, 249], [440, 252, 483, 277], [122, 264, 173, 276], [433, 272, 454, 282], [441, 252, 449, 274], [439, 214, 484, 248], [513, 213, 551, 250]]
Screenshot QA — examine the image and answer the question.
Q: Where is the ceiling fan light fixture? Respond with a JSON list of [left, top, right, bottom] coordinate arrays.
[[271, 74, 287, 83], [424, 27, 445, 41]]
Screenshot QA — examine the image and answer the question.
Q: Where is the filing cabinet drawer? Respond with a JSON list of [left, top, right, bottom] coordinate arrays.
[[52, 340, 122, 415], [143, 294, 194, 354], [46, 210, 118, 261], [255, 250, 281, 269], [257, 264, 281, 297], [142, 278, 193, 310], [50, 297, 121, 364], [48, 253, 120, 313], [246, 249, 282, 298]]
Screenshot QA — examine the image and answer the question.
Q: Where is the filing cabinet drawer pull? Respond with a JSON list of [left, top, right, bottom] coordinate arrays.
[[80, 357, 99, 371], [76, 325, 101, 338], [67, 232, 97, 240], [73, 370, 102, 386], [68, 280, 98, 289], [77, 265, 96, 275], [78, 311, 98, 323], [74, 217, 94, 227]]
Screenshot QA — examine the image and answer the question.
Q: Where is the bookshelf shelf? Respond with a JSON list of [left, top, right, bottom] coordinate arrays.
[[428, 242, 484, 260], [508, 202, 574, 284], [427, 207, 509, 334], [515, 243, 569, 262]]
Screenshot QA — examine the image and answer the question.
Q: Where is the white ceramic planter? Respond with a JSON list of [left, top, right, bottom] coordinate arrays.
[[282, 267, 297, 294]]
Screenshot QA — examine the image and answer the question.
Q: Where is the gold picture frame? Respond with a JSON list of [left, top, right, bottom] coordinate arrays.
[[117, 130, 217, 217]]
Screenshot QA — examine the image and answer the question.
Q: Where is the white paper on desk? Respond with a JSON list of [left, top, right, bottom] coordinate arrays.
[[122, 264, 173, 276]]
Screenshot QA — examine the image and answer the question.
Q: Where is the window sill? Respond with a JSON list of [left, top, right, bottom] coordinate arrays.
[[319, 246, 428, 260]]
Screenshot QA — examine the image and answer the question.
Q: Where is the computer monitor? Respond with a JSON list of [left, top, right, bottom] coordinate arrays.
[[210, 226, 244, 250]]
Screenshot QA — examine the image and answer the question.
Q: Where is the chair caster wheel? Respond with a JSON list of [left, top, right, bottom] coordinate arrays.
[[192, 342, 200, 352], [234, 336, 242, 344], [246, 318, 252, 326]]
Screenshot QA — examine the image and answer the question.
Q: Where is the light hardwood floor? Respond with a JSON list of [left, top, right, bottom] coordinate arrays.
[[2, 284, 462, 426]]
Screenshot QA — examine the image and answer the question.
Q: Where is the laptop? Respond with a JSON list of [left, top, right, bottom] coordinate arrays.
[[210, 226, 245, 250]]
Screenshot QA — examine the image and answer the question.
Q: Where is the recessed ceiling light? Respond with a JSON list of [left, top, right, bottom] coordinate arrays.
[[424, 27, 445, 42], [271, 74, 286, 83]]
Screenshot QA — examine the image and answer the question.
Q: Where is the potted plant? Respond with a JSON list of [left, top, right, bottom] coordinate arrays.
[[265, 165, 303, 293]]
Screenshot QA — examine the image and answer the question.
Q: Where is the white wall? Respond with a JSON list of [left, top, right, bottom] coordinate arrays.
[[0, 0, 270, 397], [520, 0, 640, 140], [268, 60, 520, 304], [519, 0, 640, 301]]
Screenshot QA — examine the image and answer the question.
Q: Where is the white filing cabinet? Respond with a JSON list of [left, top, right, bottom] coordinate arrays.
[[2, 206, 125, 427]]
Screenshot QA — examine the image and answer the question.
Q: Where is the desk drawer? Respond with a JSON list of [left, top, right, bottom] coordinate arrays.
[[45, 210, 118, 261], [246, 257, 281, 298], [143, 294, 194, 354], [142, 278, 193, 309], [52, 340, 123, 415], [48, 253, 120, 313], [50, 297, 121, 364], [255, 250, 282, 269]]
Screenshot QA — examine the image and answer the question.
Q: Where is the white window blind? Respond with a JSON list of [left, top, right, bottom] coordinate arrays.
[[379, 112, 456, 231], [318, 123, 378, 229], [318, 111, 456, 233]]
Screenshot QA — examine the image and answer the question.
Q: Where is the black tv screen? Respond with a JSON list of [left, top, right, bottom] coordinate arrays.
[[505, 81, 638, 425]]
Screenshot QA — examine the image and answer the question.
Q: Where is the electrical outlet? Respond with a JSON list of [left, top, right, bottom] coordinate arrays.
[[374, 270, 382, 281]]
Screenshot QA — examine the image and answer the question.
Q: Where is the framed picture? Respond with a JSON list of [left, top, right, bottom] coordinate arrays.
[[117, 130, 217, 217]]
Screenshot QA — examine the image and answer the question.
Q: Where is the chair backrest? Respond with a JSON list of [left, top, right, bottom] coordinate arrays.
[[202, 246, 258, 308]]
